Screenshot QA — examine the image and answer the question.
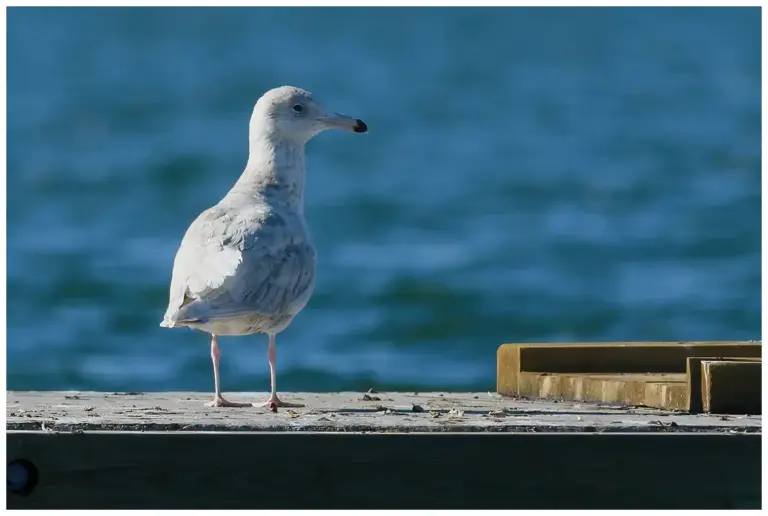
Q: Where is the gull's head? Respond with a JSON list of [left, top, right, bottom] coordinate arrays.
[[251, 86, 367, 144]]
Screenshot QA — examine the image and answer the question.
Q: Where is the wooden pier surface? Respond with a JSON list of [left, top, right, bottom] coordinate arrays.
[[6, 391, 762, 510], [5, 390, 762, 432]]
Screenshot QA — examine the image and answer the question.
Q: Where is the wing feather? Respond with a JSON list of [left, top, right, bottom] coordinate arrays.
[[160, 203, 315, 328]]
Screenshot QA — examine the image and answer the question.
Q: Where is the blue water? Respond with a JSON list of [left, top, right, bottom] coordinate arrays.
[[7, 7, 761, 393]]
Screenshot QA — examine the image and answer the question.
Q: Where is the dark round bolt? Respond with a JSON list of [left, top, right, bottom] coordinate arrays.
[[7, 459, 38, 497]]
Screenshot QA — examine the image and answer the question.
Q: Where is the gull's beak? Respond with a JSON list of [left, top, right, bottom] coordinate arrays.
[[318, 112, 368, 133]]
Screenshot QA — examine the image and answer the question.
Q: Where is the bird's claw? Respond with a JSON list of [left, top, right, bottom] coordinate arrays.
[[206, 396, 251, 408]]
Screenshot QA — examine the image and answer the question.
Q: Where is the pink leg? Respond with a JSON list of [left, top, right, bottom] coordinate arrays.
[[260, 333, 303, 408], [206, 335, 250, 408]]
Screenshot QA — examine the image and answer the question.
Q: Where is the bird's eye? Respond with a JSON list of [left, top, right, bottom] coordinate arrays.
[[292, 104, 303, 113]]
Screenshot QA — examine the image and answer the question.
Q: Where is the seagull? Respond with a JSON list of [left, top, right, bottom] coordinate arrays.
[[160, 86, 367, 408]]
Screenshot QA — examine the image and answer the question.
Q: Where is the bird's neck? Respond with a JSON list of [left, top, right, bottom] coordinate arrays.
[[229, 132, 307, 213]]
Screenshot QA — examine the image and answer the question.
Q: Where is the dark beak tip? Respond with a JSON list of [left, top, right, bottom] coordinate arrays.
[[353, 119, 368, 133]]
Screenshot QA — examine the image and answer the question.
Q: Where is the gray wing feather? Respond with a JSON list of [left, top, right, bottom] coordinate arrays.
[[161, 203, 316, 326]]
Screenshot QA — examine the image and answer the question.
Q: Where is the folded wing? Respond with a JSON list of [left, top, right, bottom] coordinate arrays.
[[161, 205, 315, 327]]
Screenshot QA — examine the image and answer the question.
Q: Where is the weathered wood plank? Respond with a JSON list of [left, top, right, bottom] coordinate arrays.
[[6, 431, 761, 509], [687, 357, 762, 414], [497, 342, 521, 395], [517, 372, 689, 410], [5, 391, 761, 433], [497, 342, 762, 411], [701, 360, 762, 415], [5, 392, 761, 509]]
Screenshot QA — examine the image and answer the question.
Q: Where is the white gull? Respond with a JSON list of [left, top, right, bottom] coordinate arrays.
[[161, 86, 367, 408]]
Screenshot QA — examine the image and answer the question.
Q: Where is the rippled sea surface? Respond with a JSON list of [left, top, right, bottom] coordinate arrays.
[[7, 7, 761, 392]]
